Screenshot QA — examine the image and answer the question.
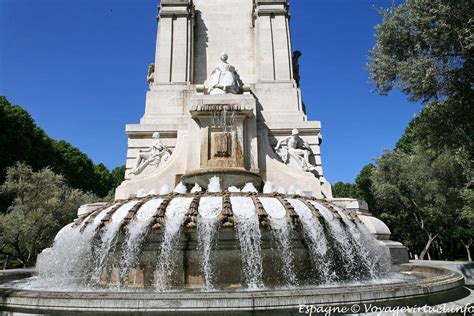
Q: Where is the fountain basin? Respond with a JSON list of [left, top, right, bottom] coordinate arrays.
[[32, 193, 393, 291], [0, 265, 466, 314]]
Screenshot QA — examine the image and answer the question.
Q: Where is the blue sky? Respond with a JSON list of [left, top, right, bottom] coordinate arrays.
[[0, 0, 421, 184]]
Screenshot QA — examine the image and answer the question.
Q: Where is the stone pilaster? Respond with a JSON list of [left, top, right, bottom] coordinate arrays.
[[154, 0, 194, 84], [254, 0, 293, 82]]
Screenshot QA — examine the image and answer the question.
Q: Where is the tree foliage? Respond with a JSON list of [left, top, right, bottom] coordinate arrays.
[[0, 96, 125, 207], [331, 182, 359, 199], [0, 163, 95, 267], [363, 0, 474, 261], [396, 91, 474, 156], [331, 164, 378, 212], [372, 146, 469, 260], [369, 0, 474, 103], [354, 164, 377, 211], [0, 97, 127, 266]]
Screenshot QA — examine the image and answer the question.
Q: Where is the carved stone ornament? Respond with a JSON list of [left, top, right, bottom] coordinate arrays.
[[131, 132, 171, 175], [274, 129, 318, 173], [147, 64, 155, 86]]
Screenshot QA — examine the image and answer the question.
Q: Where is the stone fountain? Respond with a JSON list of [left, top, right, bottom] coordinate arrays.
[[0, 0, 468, 314]]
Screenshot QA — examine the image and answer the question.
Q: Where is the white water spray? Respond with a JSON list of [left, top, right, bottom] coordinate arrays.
[[197, 197, 222, 290], [230, 197, 263, 289], [259, 197, 297, 285], [155, 197, 193, 290]]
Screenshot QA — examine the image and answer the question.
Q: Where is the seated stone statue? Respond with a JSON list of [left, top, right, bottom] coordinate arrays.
[[274, 129, 317, 172], [131, 132, 171, 175], [206, 53, 243, 95]]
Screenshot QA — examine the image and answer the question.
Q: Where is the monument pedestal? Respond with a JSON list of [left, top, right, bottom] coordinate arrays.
[[113, 0, 408, 262]]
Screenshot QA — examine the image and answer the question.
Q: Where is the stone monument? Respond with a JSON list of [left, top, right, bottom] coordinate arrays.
[[113, 0, 407, 261], [116, 0, 330, 199]]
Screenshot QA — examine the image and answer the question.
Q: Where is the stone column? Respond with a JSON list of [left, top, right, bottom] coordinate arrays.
[[154, 0, 194, 84], [254, 0, 293, 82]]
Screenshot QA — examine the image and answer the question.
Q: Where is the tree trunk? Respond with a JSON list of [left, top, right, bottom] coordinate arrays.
[[420, 234, 437, 260], [462, 241, 472, 262], [3, 255, 8, 270]]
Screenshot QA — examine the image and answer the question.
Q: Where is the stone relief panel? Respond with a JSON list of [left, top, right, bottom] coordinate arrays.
[[130, 132, 172, 175], [274, 129, 319, 174]]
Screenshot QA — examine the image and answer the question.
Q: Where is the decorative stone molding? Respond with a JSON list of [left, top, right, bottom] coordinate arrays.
[[158, 0, 195, 19], [253, 0, 289, 18]]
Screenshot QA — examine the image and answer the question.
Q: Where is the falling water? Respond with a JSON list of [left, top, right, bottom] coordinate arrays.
[[287, 185, 297, 195], [263, 181, 274, 194], [356, 221, 391, 274], [155, 197, 193, 291], [230, 196, 263, 289], [334, 206, 390, 277], [287, 199, 333, 283], [36, 203, 119, 288], [90, 201, 140, 283], [277, 187, 287, 194], [242, 183, 258, 193], [228, 186, 241, 192], [197, 196, 222, 290], [259, 197, 297, 286], [191, 183, 202, 193], [212, 106, 236, 132], [309, 201, 359, 278], [36, 188, 389, 291], [120, 199, 164, 283], [160, 184, 171, 195], [174, 182, 187, 194], [208, 176, 222, 193]]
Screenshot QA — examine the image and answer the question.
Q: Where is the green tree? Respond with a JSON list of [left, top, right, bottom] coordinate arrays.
[[367, 0, 474, 261], [52, 140, 101, 195], [0, 163, 95, 267], [110, 165, 126, 189], [372, 146, 468, 260], [355, 164, 377, 211], [0, 97, 124, 204], [332, 182, 359, 198], [396, 92, 474, 156], [369, 0, 473, 103], [454, 188, 474, 261]]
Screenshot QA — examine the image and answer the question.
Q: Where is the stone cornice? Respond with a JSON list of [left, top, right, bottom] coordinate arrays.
[[158, 0, 194, 19]]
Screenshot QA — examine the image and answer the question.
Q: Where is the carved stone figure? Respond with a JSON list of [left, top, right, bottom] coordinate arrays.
[[147, 64, 155, 86], [206, 53, 243, 95], [292, 50, 302, 87], [131, 132, 171, 175], [274, 129, 317, 172]]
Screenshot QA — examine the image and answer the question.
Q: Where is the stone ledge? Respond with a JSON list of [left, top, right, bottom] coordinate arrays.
[[0, 266, 465, 314]]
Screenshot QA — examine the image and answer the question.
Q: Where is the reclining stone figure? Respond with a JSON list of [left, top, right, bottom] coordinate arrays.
[[131, 132, 171, 175]]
